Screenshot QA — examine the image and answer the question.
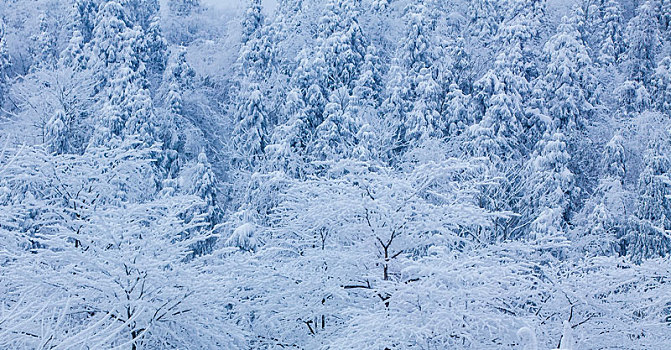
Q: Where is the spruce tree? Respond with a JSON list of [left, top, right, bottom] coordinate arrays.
[[624, 1, 660, 83], [523, 132, 576, 248], [629, 133, 671, 260], [652, 56, 671, 115], [241, 0, 264, 45], [542, 15, 596, 132], [580, 132, 629, 256], [310, 88, 360, 161], [0, 19, 11, 107], [30, 15, 58, 71], [232, 83, 269, 169], [597, 0, 625, 66]]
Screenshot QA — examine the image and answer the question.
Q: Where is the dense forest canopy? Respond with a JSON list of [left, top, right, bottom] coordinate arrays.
[[1, 0, 671, 348]]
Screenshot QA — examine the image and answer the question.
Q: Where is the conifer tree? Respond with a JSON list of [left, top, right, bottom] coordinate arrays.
[[468, 0, 502, 38], [579, 132, 629, 256], [265, 89, 311, 178], [310, 88, 360, 161], [60, 29, 87, 70], [30, 15, 58, 71], [597, 0, 625, 66], [241, 0, 264, 45], [405, 67, 442, 141], [523, 132, 575, 247], [652, 56, 671, 115], [624, 1, 661, 83], [542, 15, 596, 132], [232, 83, 269, 169], [45, 110, 69, 154], [468, 54, 526, 161], [0, 19, 11, 107], [73, 0, 99, 43], [630, 133, 671, 260]]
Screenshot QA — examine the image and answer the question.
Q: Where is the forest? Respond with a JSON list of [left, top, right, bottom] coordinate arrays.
[[1, 0, 671, 348]]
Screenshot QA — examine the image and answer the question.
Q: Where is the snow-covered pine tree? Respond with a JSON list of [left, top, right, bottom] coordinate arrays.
[[541, 15, 596, 133], [30, 15, 58, 72], [45, 109, 69, 154], [60, 29, 88, 70], [310, 88, 360, 162], [400, 1, 435, 77], [232, 83, 269, 169], [497, 0, 546, 82], [241, 0, 264, 45], [265, 88, 311, 178], [467, 53, 526, 162], [468, 0, 503, 39], [318, 0, 368, 92], [522, 131, 575, 249], [444, 83, 471, 138], [73, 0, 99, 43], [624, 1, 661, 83], [615, 79, 651, 117], [597, 0, 625, 66], [0, 19, 11, 107], [351, 44, 382, 109], [629, 132, 671, 260], [119, 0, 160, 32], [87, 1, 158, 146], [578, 132, 629, 256], [143, 16, 168, 77], [405, 67, 442, 141], [652, 56, 671, 115]]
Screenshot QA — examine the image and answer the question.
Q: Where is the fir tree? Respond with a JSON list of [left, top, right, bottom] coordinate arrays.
[[232, 83, 269, 169], [579, 132, 629, 256], [310, 88, 360, 162], [629, 133, 671, 260], [241, 0, 264, 45], [523, 132, 575, 247], [542, 15, 596, 132], [652, 56, 671, 115], [45, 110, 69, 154], [60, 29, 87, 70], [624, 1, 661, 83], [597, 0, 625, 66], [468, 54, 526, 162], [73, 0, 99, 43], [0, 19, 11, 107], [30, 15, 58, 71], [405, 67, 442, 141]]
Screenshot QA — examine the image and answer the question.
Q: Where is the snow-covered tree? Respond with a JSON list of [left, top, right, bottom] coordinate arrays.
[[467, 53, 526, 162], [521, 132, 576, 248], [232, 83, 269, 169], [652, 56, 671, 115], [468, 0, 503, 38], [310, 88, 360, 161], [541, 15, 596, 132], [576, 132, 630, 256], [624, 1, 661, 83], [629, 133, 671, 260], [241, 0, 264, 44], [30, 15, 58, 71], [0, 19, 11, 106], [0, 142, 244, 349], [405, 67, 442, 141], [597, 0, 625, 66]]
